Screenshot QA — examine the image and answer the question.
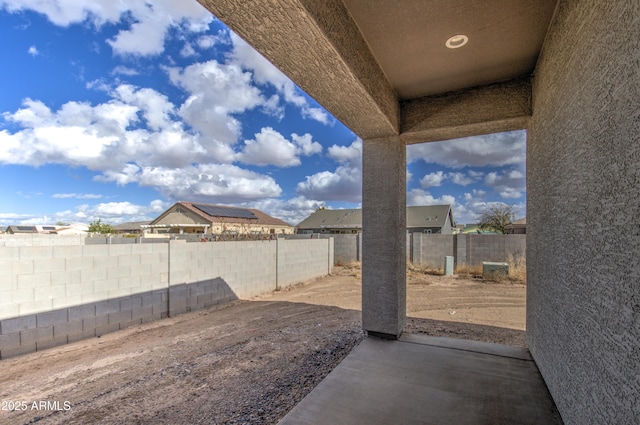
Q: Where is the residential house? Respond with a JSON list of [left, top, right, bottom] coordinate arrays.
[[53, 223, 88, 235], [5, 224, 88, 235], [112, 221, 151, 235], [505, 217, 526, 234], [143, 202, 294, 236], [6, 225, 56, 234], [296, 205, 454, 234]]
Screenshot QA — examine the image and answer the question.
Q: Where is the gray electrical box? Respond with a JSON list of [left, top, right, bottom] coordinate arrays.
[[482, 261, 509, 281], [444, 256, 454, 276]]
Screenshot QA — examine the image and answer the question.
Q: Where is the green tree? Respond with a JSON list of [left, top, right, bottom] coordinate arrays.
[[478, 204, 515, 234], [88, 219, 115, 235]]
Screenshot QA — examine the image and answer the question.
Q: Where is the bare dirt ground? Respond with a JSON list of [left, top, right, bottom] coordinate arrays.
[[0, 264, 525, 425]]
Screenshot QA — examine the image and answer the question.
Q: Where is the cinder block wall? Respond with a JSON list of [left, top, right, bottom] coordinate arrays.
[[331, 234, 360, 263], [527, 1, 639, 424], [410, 234, 525, 268], [465, 235, 526, 267], [287, 234, 360, 264], [0, 234, 87, 247], [0, 243, 169, 358], [277, 239, 333, 287], [411, 234, 454, 268], [0, 238, 332, 359], [167, 240, 277, 315]]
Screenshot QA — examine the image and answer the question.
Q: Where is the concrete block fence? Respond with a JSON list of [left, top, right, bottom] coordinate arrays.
[[0, 238, 333, 359], [411, 234, 526, 268], [286, 234, 361, 264], [290, 233, 525, 268]]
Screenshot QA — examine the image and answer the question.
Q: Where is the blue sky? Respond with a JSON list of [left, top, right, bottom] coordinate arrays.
[[0, 0, 526, 227]]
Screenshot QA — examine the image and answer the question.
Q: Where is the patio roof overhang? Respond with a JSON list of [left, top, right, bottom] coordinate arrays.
[[198, 0, 556, 143]]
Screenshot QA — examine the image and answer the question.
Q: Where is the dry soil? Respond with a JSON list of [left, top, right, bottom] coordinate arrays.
[[0, 264, 526, 425]]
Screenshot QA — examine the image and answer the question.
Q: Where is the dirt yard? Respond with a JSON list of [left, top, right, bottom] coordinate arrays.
[[0, 264, 526, 425]]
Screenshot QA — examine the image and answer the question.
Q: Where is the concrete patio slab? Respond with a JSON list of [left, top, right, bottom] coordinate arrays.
[[279, 334, 562, 425]]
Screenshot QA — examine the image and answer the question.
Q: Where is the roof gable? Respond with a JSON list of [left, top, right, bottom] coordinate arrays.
[[406, 205, 453, 228]]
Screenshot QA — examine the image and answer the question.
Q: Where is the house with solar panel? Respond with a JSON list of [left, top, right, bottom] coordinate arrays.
[[143, 202, 294, 237], [5, 223, 89, 235], [6, 225, 57, 234], [296, 205, 454, 235]]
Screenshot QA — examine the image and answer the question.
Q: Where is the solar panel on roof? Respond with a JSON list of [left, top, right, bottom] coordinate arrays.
[[17, 226, 36, 231], [43, 226, 56, 230], [193, 204, 257, 220]]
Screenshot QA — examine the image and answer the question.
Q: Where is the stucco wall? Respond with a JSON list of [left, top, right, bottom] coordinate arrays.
[[527, 1, 639, 424]]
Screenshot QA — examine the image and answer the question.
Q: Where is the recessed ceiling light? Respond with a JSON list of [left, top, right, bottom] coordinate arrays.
[[445, 34, 469, 49]]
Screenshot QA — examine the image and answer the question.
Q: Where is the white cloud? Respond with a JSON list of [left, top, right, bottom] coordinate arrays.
[[238, 127, 301, 167], [484, 168, 526, 200], [407, 130, 526, 168], [297, 139, 362, 202], [243, 196, 326, 226], [464, 189, 486, 201], [1, 0, 214, 56], [111, 66, 139, 76], [0, 78, 303, 204], [237, 128, 322, 167], [0, 88, 209, 170], [0, 199, 171, 227], [407, 189, 455, 207], [420, 171, 445, 188], [96, 163, 282, 204], [166, 60, 265, 148], [499, 188, 524, 199], [180, 43, 197, 57], [292, 133, 322, 156], [78, 199, 171, 223], [0, 0, 122, 27], [301, 107, 330, 125], [113, 84, 174, 131], [418, 170, 477, 189], [93, 201, 146, 216], [449, 172, 475, 186], [27, 45, 39, 56], [52, 193, 103, 199], [327, 139, 362, 162], [197, 30, 229, 49], [0, 212, 33, 222], [229, 32, 331, 125]]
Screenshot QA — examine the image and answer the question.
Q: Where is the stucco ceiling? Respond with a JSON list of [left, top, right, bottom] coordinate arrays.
[[342, 0, 558, 100]]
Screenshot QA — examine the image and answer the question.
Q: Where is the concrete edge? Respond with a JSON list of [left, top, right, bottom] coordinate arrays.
[[399, 333, 532, 361]]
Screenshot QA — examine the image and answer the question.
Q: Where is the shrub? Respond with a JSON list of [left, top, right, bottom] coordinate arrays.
[[455, 263, 483, 278], [407, 261, 443, 276], [506, 254, 526, 284]]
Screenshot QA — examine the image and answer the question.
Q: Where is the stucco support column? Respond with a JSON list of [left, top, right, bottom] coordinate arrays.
[[362, 136, 406, 339]]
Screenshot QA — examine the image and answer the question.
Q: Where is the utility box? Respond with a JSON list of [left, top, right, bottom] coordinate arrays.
[[444, 256, 454, 276], [482, 261, 509, 281]]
